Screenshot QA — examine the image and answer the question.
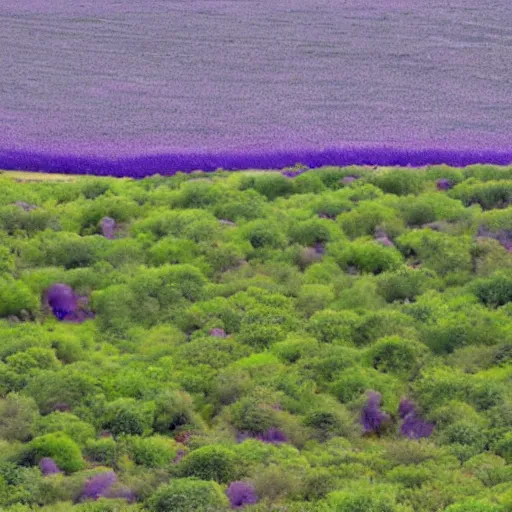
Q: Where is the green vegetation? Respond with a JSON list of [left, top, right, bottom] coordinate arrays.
[[0, 165, 510, 511]]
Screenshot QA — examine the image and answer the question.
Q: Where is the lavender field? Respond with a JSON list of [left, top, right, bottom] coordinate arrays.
[[1, 0, 512, 175]]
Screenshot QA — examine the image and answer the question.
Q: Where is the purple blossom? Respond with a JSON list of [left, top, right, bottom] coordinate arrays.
[[39, 457, 60, 475], [209, 328, 227, 338], [99, 216, 116, 239], [226, 481, 259, 509], [436, 178, 454, 191], [361, 392, 390, 434], [81, 471, 117, 501]]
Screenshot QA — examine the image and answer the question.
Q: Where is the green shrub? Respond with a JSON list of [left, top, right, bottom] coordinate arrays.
[[332, 240, 403, 274], [148, 478, 229, 512], [472, 272, 512, 307], [121, 435, 177, 468], [327, 485, 399, 512], [306, 309, 360, 343], [101, 399, 155, 437], [0, 277, 39, 318], [368, 336, 429, 376], [376, 267, 438, 303], [34, 413, 95, 447], [84, 438, 117, 466], [178, 445, 239, 483], [29, 433, 85, 473], [450, 180, 512, 209], [240, 174, 294, 200]]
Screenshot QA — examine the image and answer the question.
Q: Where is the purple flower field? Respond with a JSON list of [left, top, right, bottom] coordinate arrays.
[[0, 0, 511, 176]]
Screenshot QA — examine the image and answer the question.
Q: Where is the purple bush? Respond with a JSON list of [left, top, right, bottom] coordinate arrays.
[[400, 414, 435, 439], [99, 216, 116, 239], [39, 457, 60, 475], [81, 471, 117, 501], [45, 283, 78, 321], [226, 481, 259, 509], [341, 175, 359, 185], [436, 178, 454, 190], [361, 391, 390, 434], [44, 283, 95, 323], [398, 398, 416, 419], [398, 398, 434, 439]]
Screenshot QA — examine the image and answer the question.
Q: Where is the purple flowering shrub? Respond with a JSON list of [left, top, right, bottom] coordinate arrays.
[[226, 481, 259, 509], [398, 398, 434, 439], [360, 392, 390, 434], [44, 283, 95, 323], [39, 457, 60, 475], [81, 471, 117, 501]]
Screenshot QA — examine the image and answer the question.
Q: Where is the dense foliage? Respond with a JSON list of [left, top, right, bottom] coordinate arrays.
[[0, 164, 511, 511]]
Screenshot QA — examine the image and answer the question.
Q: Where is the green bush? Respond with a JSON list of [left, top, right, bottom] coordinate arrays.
[[34, 413, 95, 447], [472, 272, 512, 307], [368, 336, 429, 376], [0, 277, 39, 318], [121, 435, 177, 468], [101, 399, 155, 437], [148, 478, 229, 512], [376, 267, 438, 303], [84, 438, 117, 466], [29, 433, 85, 473], [178, 445, 239, 483], [332, 240, 403, 274]]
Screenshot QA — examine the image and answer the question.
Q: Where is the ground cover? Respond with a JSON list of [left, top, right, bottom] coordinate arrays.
[[0, 165, 511, 511]]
